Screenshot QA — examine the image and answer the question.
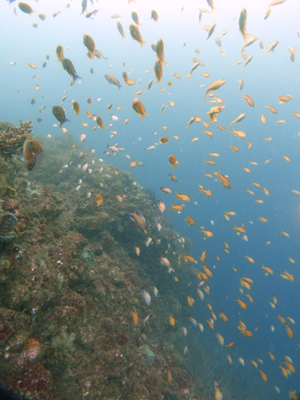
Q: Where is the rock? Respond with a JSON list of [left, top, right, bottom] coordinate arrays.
[[75, 212, 110, 238], [81, 245, 94, 268], [25, 182, 41, 198], [164, 391, 178, 400], [0, 208, 18, 245], [139, 344, 155, 363], [4, 198, 19, 211]]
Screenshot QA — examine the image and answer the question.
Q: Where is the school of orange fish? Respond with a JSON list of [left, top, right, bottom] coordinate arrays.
[[8, 0, 300, 399]]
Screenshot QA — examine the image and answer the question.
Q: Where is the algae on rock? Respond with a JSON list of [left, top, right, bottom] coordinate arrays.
[[0, 202, 18, 245], [81, 245, 95, 268]]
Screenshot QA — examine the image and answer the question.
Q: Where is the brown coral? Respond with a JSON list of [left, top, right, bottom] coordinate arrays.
[[0, 120, 33, 159]]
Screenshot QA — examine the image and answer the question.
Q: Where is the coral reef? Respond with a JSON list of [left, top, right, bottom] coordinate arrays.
[[0, 120, 33, 198], [0, 127, 206, 399], [0, 120, 32, 159]]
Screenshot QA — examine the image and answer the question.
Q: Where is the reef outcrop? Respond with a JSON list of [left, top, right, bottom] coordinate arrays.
[[0, 126, 206, 400]]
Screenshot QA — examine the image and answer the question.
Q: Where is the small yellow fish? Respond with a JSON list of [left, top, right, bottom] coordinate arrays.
[[129, 24, 147, 48], [187, 296, 195, 307], [131, 309, 138, 328], [132, 98, 149, 121], [95, 194, 103, 205], [236, 298, 247, 310]]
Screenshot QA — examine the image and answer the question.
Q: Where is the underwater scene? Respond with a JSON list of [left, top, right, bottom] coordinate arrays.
[[0, 0, 299, 399]]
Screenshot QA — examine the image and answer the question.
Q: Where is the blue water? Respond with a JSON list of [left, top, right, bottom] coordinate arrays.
[[2, 0, 300, 398]]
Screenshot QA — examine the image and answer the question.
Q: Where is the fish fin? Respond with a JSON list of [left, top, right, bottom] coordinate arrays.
[[60, 118, 71, 129], [23, 139, 27, 158], [73, 74, 83, 85], [261, 49, 269, 55], [26, 157, 36, 171], [94, 50, 101, 59], [140, 40, 148, 49], [242, 32, 251, 42], [141, 113, 149, 121]]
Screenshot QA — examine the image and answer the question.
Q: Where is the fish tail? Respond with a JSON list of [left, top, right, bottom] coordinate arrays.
[[140, 40, 148, 49], [73, 74, 83, 85], [60, 118, 71, 129], [242, 32, 249, 42], [26, 157, 37, 171], [94, 50, 101, 59], [141, 113, 149, 121]]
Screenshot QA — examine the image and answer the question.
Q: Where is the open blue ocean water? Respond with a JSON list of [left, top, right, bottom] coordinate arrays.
[[1, 0, 300, 398]]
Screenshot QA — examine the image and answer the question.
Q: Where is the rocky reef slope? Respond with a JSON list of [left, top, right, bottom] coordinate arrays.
[[0, 124, 209, 400]]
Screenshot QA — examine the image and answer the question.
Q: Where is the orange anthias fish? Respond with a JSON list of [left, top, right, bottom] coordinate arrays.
[[23, 134, 42, 171], [129, 209, 147, 233], [285, 324, 294, 339], [132, 98, 149, 121], [95, 194, 103, 205], [168, 155, 180, 169], [214, 170, 231, 189], [170, 204, 184, 212], [129, 24, 147, 48], [185, 255, 198, 264], [160, 136, 170, 144], [185, 217, 195, 226], [187, 296, 195, 307], [225, 342, 235, 348], [236, 298, 247, 310], [174, 192, 190, 202], [207, 106, 222, 125], [131, 309, 139, 328]]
